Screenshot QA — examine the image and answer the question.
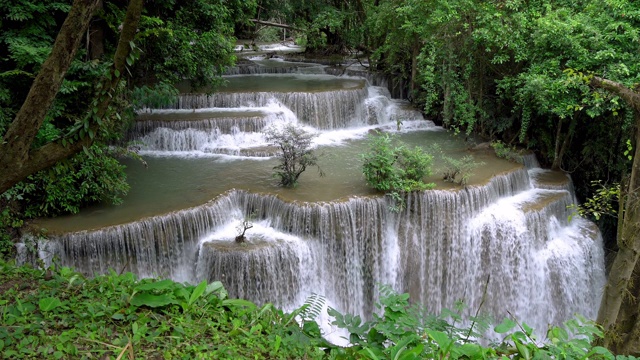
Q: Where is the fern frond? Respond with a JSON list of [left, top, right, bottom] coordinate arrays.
[[299, 293, 326, 321]]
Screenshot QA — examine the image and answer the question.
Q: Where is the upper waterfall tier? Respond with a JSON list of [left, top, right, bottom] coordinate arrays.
[[173, 89, 367, 129], [166, 74, 371, 129]]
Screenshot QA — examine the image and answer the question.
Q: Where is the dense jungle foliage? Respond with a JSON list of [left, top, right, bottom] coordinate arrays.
[[1, 260, 637, 360], [2, 0, 640, 355]]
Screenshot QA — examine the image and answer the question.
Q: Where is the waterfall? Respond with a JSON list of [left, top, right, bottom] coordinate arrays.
[[20, 62, 606, 339], [22, 166, 605, 330], [324, 67, 409, 99], [172, 89, 369, 129]]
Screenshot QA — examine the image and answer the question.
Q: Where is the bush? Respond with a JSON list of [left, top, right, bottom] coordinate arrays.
[[328, 285, 634, 360], [441, 154, 484, 186], [1, 261, 634, 359], [265, 124, 323, 188], [491, 140, 524, 164], [362, 133, 435, 192], [429, 144, 484, 186], [0, 261, 328, 359], [362, 133, 435, 211], [11, 144, 129, 217]]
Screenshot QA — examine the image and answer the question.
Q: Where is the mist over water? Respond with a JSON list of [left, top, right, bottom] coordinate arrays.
[[24, 58, 605, 339]]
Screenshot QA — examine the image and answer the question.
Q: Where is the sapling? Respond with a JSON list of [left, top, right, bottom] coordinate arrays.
[[265, 123, 323, 187]]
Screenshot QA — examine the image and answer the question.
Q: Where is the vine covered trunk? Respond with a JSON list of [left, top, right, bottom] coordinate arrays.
[[592, 77, 640, 355]]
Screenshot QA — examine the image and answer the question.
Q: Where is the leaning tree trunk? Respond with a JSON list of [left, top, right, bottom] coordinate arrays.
[[592, 76, 640, 355], [0, 0, 143, 195]]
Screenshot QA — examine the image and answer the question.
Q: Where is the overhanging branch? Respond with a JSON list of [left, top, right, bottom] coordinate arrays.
[[250, 19, 301, 31], [591, 76, 640, 113]]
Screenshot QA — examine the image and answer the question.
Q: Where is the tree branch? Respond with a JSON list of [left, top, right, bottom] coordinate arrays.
[[591, 76, 640, 113], [250, 19, 302, 31], [0, 0, 100, 171], [0, 0, 144, 194]]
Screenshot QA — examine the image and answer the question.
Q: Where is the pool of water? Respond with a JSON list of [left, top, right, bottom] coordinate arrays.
[[34, 128, 518, 233]]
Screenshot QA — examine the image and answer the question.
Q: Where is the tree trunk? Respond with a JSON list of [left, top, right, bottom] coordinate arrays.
[[0, 0, 100, 179], [0, 0, 143, 195], [89, 0, 105, 60], [597, 113, 640, 351], [249, 19, 301, 31], [551, 114, 577, 170], [591, 76, 640, 355], [551, 117, 564, 170]]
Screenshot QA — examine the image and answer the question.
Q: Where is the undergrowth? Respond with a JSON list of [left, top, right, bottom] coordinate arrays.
[[0, 261, 328, 359], [0, 261, 636, 359]]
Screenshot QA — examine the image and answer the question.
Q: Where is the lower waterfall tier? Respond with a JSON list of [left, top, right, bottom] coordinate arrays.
[[20, 167, 605, 336]]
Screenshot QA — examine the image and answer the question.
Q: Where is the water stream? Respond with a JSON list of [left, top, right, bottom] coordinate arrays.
[[24, 56, 605, 339]]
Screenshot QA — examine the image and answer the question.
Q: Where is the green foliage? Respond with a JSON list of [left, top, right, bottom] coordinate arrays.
[[255, 0, 365, 54], [362, 133, 435, 211], [0, 261, 327, 359], [491, 141, 524, 164], [0, 193, 22, 260], [133, 0, 256, 89], [362, 133, 435, 193], [254, 26, 282, 43], [265, 124, 323, 188], [569, 181, 621, 221], [440, 155, 483, 186], [131, 82, 179, 110], [1, 261, 635, 359], [328, 285, 637, 360], [429, 145, 484, 187], [9, 145, 129, 217]]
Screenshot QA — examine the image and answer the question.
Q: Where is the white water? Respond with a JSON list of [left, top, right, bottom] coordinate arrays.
[[20, 63, 606, 341]]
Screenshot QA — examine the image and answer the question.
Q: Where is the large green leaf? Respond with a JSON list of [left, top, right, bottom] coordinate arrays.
[[188, 280, 207, 306], [221, 299, 257, 310], [135, 279, 175, 291], [39, 297, 62, 312], [130, 292, 175, 308], [494, 318, 517, 334]]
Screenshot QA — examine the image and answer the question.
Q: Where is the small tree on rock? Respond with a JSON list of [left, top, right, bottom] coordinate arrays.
[[235, 219, 253, 243], [265, 124, 323, 187]]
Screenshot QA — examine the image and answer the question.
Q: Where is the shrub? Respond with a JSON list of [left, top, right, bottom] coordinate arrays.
[[328, 285, 633, 360], [429, 144, 484, 186], [265, 124, 323, 187], [0, 261, 328, 359], [362, 133, 435, 192], [11, 144, 129, 217], [441, 154, 484, 186], [491, 140, 524, 164], [362, 133, 435, 211]]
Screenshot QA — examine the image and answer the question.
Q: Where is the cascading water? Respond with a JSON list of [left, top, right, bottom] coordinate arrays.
[[22, 56, 605, 340]]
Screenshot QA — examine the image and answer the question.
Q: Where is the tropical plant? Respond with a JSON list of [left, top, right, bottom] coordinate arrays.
[[3, 260, 636, 359], [327, 285, 637, 360], [362, 133, 435, 211], [440, 155, 484, 187], [11, 144, 130, 218], [0, 260, 329, 359]]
